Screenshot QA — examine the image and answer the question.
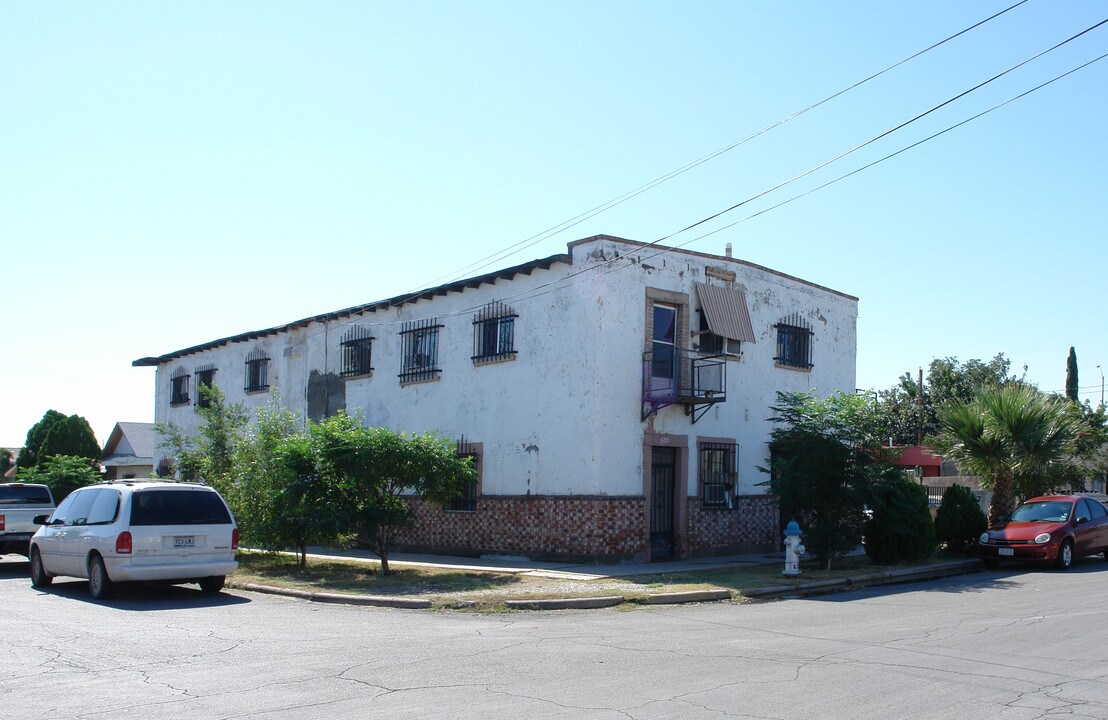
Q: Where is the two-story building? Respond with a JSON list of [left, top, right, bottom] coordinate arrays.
[[135, 235, 858, 562]]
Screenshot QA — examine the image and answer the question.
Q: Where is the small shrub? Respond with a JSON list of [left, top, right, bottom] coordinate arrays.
[[934, 484, 987, 553], [864, 474, 936, 564]]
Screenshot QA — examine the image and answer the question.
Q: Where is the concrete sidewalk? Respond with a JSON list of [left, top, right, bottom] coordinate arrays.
[[298, 546, 790, 580], [233, 547, 984, 610]]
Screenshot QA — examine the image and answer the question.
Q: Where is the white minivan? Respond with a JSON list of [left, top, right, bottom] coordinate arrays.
[[29, 480, 239, 599]]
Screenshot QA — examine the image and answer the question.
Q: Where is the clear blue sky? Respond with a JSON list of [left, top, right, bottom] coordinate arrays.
[[3, 1, 1106, 449]]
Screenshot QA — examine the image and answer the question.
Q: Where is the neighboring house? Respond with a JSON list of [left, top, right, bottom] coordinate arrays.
[[893, 445, 991, 514], [134, 235, 859, 562], [100, 422, 157, 480]]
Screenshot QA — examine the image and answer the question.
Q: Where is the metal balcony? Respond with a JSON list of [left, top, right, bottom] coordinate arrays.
[[641, 350, 726, 423]]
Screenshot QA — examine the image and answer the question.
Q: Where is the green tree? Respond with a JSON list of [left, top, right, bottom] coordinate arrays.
[[18, 410, 67, 469], [873, 355, 1018, 445], [933, 484, 988, 553], [312, 413, 476, 575], [232, 402, 350, 568], [863, 473, 936, 564], [0, 449, 12, 475], [156, 384, 248, 489], [761, 391, 895, 570], [39, 415, 101, 467], [927, 384, 1082, 524], [1066, 347, 1079, 402], [16, 455, 101, 502]]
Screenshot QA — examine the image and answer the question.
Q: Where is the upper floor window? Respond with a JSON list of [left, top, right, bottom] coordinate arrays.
[[399, 318, 442, 383], [195, 365, 216, 409], [170, 367, 190, 406], [341, 326, 375, 377], [695, 282, 754, 357], [472, 302, 517, 364], [775, 314, 813, 370], [244, 349, 270, 393], [699, 442, 737, 508]]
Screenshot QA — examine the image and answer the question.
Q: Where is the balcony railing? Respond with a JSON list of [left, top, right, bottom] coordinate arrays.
[[642, 350, 726, 423]]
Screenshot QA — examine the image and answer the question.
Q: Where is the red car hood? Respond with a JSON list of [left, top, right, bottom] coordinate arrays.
[[990, 521, 1062, 541]]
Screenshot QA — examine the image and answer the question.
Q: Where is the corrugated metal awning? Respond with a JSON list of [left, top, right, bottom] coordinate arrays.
[[696, 282, 756, 344]]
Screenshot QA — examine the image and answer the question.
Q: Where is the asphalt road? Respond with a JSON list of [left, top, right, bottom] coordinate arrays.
[[4, 554, 1108, 720]]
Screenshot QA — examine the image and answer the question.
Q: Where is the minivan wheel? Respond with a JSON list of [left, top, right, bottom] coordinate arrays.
[[1056, 540, 1074, 571], [30, 549, 53, 588], [199, 576, 225, 594], [88, 556, 115, 599]]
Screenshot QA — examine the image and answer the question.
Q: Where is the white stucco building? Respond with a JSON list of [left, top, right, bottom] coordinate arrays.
[[136, 235, 858, 562]]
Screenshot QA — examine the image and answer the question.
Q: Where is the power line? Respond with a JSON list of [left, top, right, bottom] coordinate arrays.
[[408, 1, 1032, 292]]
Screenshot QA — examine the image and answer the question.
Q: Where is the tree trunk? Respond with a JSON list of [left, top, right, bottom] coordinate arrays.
[[298, 542, 308, 569], [989, 472, 1015, 525]]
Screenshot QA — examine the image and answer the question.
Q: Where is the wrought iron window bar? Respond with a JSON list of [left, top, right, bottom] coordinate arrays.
[[472, 301, 518, 364], [699, 442, 738, 508], [244, 348, 270, 392], [340, 325, 375, 377], [448, 436, 479, 512], [641, 349, 727, 423], [399, 318, 443, 383], [774, 313, 813, 369]]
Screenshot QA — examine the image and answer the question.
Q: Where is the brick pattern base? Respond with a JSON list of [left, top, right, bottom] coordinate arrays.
[[394, 493, 780, 563], [686, 494, 780, 557]]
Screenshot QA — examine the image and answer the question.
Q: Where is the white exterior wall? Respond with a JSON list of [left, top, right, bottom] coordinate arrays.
[[150, 236, 857, 502]]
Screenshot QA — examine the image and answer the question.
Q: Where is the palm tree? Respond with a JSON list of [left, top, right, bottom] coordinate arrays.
[[928, 384, 1081, 524]]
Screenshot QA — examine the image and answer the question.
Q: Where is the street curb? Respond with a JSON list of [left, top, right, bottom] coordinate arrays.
[[505, 595, 626, 610], [231, 559, 984, 610], [641, 589, 733, 605], [741, 559, 982, 600]]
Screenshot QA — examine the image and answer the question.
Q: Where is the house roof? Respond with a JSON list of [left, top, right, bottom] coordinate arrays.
[[133, 251, 572, 367], [891, 445, 943, 467], [101, 422, 158, 467]]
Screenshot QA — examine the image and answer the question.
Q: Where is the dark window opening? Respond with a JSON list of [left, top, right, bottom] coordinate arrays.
[[170, 369, 191, 406], [473, 302, 517, 364], [699, 442, 738, 508], [195, 367, 216, 409], [399, 318, 442, 383], [245, 349, 270, 393], [448, 437, 480, 512], [775, 315, 813, 370], [341, 326, 375, 377]]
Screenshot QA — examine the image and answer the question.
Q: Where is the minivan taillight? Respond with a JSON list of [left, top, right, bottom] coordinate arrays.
[[0, 515, 5, 531], [232, 528, 239, 550], [116, 531, 133, 554]]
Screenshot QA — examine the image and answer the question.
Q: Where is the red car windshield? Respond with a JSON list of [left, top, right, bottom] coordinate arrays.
[[1009, 501, 1071, 523]]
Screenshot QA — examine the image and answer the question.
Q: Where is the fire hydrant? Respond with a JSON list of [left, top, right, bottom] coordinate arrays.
[[783, 519, 805, 576]]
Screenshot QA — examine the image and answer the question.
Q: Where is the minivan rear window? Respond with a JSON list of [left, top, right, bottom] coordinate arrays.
[[129, 490, 232, 526], [0, 486, 52, 504]]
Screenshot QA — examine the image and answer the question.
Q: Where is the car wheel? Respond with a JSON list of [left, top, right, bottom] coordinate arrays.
[[1056, 540, 1074, 570], [88, 556, 114, 599], [198, 576, 225, 593], [30, 548, 53, 588]]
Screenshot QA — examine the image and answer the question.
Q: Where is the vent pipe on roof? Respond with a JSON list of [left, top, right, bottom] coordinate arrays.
[[725, 242, 732, 258]]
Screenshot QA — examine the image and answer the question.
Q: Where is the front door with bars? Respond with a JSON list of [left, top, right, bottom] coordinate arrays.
[[650, 447, 677, 561]]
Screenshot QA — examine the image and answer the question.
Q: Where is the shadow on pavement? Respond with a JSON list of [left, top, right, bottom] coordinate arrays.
[[3, 554, 250, 610]]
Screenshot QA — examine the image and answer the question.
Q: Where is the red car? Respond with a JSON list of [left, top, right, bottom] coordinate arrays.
[[978, 494, 1108, 569]]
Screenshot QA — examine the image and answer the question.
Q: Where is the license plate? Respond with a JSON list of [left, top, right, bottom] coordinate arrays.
[[999, 547, 1013, 557], [174, 536, 196, 547]]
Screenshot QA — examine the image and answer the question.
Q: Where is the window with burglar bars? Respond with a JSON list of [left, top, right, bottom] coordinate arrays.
[[774, 314, 813, 370], [194, 365, 216, 409], [472, 301, 517, 364], [170, 367, 190, 406], [244, 349, 270, 393], [448, 437, 480, 512], [699, 442, 738, 508], [399, 318, 442, 383], [340, 326, 375, 377]]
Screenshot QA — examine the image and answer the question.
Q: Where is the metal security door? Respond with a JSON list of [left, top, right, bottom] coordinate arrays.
[[650, 447, 677, 560]]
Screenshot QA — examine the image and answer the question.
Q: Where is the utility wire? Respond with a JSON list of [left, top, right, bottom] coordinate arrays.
[[409, 0, 1032, 291], [473, 24, 1108, 314]]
